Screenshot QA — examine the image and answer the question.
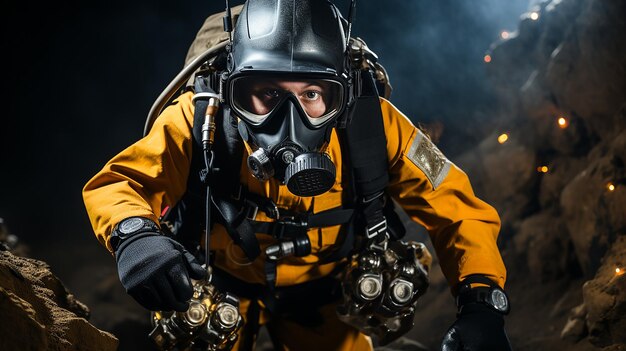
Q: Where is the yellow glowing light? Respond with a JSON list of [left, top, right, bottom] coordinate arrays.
[[484, 54, 492, 63], [537, 166, 549, 173], [617, 268, 622, 274], [501, 31, 510, 39], [530, 12, 539, 20], [607, 183, 615, 191], [498, 133, 509, 144], [557, 116, 569, 129]]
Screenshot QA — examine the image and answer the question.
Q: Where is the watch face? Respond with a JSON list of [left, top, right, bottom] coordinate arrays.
[[490, 289, 509, 313], [119, 217, 144, 234]]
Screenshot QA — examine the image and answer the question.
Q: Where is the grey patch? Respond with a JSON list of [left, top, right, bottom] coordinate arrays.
[[406, 130, 451, 190]]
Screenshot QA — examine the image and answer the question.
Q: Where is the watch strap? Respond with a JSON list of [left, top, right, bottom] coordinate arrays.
[[457, 274, 497, 290]]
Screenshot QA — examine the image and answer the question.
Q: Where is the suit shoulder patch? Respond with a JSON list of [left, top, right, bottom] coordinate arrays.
[[406, 130, 451, 189]]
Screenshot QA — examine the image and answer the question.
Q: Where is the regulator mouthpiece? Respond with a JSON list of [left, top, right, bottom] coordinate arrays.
[[285, 153, 336, 197]]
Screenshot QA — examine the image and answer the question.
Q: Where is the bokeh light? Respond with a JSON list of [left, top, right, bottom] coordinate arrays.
[[498, 133, 509, 144]]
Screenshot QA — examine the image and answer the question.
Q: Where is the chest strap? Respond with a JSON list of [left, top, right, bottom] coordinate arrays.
[[250, 208, 355, 235]]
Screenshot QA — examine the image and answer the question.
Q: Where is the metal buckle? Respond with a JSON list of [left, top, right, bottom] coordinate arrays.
[[244, 199, 259, 220], [265, 202, 280, 220], [369, 232, 389, 251], [366, 218, 387, 239], [272, 216, 308, 239], [278, 216, 308, 227]]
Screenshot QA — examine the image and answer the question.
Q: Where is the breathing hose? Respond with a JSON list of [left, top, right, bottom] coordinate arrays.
[[143, 40, 228, 136]]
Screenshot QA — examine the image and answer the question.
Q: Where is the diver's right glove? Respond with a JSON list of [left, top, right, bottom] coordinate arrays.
[[112, 217, 206, 312]]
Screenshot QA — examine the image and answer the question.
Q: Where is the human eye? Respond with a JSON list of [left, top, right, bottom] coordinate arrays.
[[302, 90, 322, 101], [259, 89, 279, 99]]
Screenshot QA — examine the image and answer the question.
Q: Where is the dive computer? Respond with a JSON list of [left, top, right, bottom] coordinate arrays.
[[110, 217, 160, 251], [456, 275, 510, 315]]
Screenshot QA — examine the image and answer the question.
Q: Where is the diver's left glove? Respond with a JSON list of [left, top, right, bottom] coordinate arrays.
[[112, 217, 207, 312], [441, 276, 512, 351]]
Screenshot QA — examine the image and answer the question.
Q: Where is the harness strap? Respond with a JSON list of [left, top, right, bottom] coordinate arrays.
[[212, 197, 261, 261], [343, 70, 393, 248], [344, 70, 389, 198], [250, 206, 355, 292], [250, 208, 355, 235]]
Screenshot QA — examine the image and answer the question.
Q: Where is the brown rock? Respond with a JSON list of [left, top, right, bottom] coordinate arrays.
[[545, 0, 626, 140], [0, 287, 48, 351], [513, 211, 579, 283], [561, 303, 588, 342], [560, 139, 626, 276], [583, 236, 626, 347], [0, 251, 118, 351], [479, 133, 538, 225], [539, 156, 587, 209]]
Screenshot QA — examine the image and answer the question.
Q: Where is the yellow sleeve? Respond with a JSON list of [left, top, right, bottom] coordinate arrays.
[[82, 92, 195, 252], [380, 98, 506, 291]]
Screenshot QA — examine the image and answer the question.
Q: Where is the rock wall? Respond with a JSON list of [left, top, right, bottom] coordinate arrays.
[[0, 247, 118, 350], [455, 0, 625, 349]]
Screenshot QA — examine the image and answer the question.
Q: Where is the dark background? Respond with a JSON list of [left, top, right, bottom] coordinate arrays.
[[1, 0, 529, 336]]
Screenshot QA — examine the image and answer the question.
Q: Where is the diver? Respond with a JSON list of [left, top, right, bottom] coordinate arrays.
[[83, 0, 513, 350]]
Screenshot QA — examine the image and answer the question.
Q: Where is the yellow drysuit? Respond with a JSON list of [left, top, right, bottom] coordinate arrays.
[[83, 91, 506, 350]]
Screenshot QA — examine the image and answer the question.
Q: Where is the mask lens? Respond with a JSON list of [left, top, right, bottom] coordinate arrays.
[[231, 76, 344, 126]]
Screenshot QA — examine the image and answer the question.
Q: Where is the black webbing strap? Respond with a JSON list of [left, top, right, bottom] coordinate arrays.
[[265, 260, 278, 293], [251, 207, 356, 262], [250, 208, 355, 235], [455, 274, 498, 296], [343, 70, 390, 246], [254, 206, 356, 292], [308, 208, 355, 227], [212, 198, 261, 261], [343, 70, 389, 198]]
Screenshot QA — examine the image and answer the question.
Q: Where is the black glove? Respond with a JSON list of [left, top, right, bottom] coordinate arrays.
[[115, 231, 206, 312], [441, 303, 512, 351]]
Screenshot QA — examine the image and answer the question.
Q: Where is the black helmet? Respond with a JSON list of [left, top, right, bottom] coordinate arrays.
[[229, 0, 348, 76]]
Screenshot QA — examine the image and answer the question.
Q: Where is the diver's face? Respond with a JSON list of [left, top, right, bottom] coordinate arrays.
[[231, 76, 343, 127], [246, 79, 331, 118]]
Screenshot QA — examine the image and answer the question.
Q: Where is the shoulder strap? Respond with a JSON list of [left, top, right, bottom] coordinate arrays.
[[341, 70, 394, 247], [343, 70, 389, 197], [163, 74, 262, 261]]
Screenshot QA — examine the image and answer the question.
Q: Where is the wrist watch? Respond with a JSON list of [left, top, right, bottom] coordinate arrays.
[[110, 217, 160, 251], [456, 275, 510, 315]]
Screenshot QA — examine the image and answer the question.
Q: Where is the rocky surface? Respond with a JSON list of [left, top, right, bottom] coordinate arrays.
[[407, 0, 625, 350], [447, 0, 626, 350], [0, 248, 118, 350]]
